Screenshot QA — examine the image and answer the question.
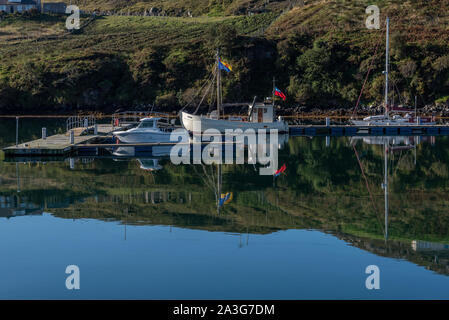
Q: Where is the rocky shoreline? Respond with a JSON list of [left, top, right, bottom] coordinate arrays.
[[278, 104, 449, 117], [2, 103, 449, 117]]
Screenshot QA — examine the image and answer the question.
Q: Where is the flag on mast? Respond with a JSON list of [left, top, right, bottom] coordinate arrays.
[[219, 192, 233, 207], [274, 87, 286, 101], [218, 59, 232, 72], [274, 164, 287, 177]]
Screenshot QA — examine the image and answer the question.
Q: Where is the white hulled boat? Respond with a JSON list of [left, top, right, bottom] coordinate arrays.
[[180, 51, 289, 134], [113, 117, 188, 143]]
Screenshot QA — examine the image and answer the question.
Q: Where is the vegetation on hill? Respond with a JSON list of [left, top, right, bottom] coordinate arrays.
[[0, 0, 448, 114], [65, 0, 290, 16]]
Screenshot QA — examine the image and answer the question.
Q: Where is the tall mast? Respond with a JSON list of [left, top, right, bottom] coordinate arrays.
[[216, 49, 221, 119], [272, 77, 276, 104], [385, 17, 390, 118]]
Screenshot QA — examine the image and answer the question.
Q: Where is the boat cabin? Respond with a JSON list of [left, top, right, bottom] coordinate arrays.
[[137, 118, 160, 129], [249, 101, 274, 123]]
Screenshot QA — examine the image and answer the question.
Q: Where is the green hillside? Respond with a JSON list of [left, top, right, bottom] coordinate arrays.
[[64, 0, 291, 16], [0, 0, 448, 114]]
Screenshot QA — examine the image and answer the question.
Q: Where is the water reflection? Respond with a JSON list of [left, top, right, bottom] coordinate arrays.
[[1, 135, 449, 277]]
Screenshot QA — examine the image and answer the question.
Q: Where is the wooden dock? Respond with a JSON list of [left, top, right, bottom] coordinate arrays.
[[289, 125, 449, 136], [4, 121, 449, 157], [2, 124, 131, 156]]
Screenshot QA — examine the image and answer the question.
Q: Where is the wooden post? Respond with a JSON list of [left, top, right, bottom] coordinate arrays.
[[15, 117, 19, 147], [415, 96, 418, 124]]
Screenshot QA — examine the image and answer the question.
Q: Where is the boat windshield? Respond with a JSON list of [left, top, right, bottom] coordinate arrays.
[[138, 120, 155, 128]]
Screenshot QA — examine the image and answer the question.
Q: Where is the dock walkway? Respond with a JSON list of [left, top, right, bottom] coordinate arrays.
[[289, 125, 449, 136], [3, 124, 131, 156], [4, 121, 449, 157]]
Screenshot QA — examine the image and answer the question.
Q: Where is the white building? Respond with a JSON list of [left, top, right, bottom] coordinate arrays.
[[0, 0, 40, 13]]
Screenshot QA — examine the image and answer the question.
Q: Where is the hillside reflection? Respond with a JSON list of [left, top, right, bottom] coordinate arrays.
[[1, 136, 449, 275]]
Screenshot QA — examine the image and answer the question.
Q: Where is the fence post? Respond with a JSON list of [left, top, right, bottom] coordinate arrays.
[[94, 123, 98, 135], [70, 130, 75, 144], [42, 128, 47, 140]]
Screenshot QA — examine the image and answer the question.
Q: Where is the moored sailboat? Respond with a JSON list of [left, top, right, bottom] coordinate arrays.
[[180, 51, 289, 134], [351, 18, 435, 126]]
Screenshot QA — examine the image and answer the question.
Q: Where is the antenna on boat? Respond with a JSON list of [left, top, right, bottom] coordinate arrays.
[[248, 96, 257, 120], [384, 17, 390, 119]]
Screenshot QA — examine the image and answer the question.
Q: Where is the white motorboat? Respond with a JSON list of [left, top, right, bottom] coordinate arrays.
[[180, 51, 289, 134], [351, 18, 435, 126], [113, 117, 188, 144]]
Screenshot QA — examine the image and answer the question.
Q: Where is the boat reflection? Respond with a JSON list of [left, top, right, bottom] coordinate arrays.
[[138, 159, 163, 172], [112, 145, 175, 157], [352, 135, 437, 242], [350, 135, 435, 147]]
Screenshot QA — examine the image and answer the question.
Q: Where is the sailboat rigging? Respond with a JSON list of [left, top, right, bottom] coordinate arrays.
[[351, 17, 435, 126], [180, 50, 289, 134]]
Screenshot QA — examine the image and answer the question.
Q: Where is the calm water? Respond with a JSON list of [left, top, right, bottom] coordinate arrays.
[[1, 118, 449, 299]]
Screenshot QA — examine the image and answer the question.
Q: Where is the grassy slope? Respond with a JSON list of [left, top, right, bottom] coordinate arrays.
[[0, 0, 448, 112], [65, 0, 290, 15], [266, 0, 449, 43], [265, 0, 449, 106]]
